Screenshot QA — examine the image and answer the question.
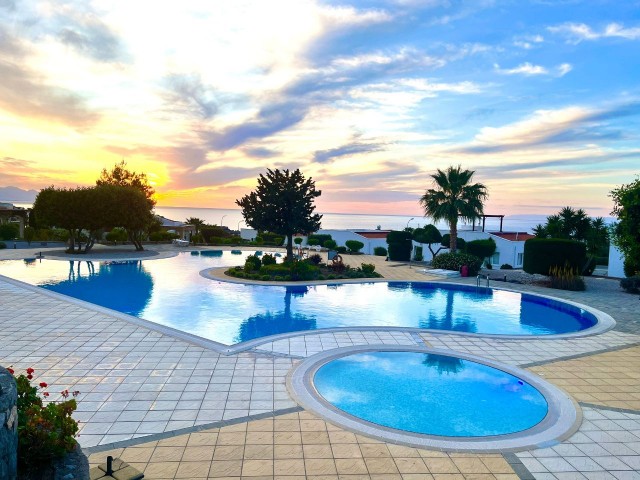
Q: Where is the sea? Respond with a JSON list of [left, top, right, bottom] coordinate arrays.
[[6, 202, 613, 234]]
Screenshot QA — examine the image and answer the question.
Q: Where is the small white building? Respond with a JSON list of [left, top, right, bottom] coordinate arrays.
[[316, 229, 389, 254], [608, 244, 625, 278]]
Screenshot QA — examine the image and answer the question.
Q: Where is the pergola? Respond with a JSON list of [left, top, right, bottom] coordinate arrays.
[[472, 214, 504, 232]]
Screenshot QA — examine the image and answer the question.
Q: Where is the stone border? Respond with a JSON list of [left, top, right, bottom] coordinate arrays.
[[287, 345, 583, 453]]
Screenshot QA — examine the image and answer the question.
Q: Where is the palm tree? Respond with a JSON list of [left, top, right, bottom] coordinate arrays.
[[185, 217, 206, 235], [419, 165, 488, 252]]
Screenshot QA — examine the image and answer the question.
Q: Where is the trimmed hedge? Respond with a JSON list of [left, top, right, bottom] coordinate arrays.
[[345, 240, 364, 253], [441, 234, 466, 251], [431, 252, 483, 276], [373, 246, 387, 256], [386, 230, 412, 261], [523, 238, 587, 275], [466, 238, 496, 259], [620, 276, 640, 293]]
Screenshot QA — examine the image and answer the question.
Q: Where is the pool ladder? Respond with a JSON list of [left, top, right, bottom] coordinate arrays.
[[476, 274, 489, 287]]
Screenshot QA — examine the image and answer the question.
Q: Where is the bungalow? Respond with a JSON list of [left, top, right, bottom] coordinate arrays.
[[0, 203, 28, 238], [155, 215, 195, 240]]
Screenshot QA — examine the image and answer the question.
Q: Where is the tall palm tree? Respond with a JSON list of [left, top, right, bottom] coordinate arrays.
[[185, 217, 206, 235], [419, 166, 488, 252]]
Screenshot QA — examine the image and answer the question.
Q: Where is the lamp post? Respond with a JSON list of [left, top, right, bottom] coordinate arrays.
[[237, 220, 244, 232], [220, 214, 227, 227], [406, 218, 414, 229]]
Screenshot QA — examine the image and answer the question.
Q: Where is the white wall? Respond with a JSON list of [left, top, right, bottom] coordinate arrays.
[[608, 244, 625, 278], [240, 228, 257, 241], [316, 229, 387, 254]]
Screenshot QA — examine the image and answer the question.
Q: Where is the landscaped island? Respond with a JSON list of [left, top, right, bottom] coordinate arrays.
[[225, 253, 382, 282]]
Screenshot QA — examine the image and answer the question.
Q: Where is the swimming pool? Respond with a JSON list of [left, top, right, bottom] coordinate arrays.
[[313, 350, 548, 437], [0, 251, 605, 346], [289, 346, 581, 451]]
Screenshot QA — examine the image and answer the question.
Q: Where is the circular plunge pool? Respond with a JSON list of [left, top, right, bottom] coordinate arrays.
[[289, 346, 581, 451]]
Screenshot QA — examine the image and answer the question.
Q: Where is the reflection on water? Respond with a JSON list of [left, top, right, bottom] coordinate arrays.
[[422, 353, 465, 375], [44, 260, 154, 317], [236, 287, 317, 342]]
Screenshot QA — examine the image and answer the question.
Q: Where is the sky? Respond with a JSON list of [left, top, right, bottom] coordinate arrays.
[[0, 0, 638, 217]]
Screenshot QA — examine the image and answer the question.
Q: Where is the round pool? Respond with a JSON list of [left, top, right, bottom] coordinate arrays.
[[289, 346, 581, 451]]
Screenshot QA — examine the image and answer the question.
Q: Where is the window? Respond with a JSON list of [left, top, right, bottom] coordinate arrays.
[[491, 252, 500, 265], [517, 253, 523, 266]]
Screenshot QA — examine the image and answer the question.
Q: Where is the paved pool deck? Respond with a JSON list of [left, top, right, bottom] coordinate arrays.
[[1, 244, 639, 479]]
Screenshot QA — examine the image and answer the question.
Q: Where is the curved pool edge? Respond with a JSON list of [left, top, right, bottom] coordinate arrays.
[[200, 271, 617, 340], [287, 345, 583, 453]]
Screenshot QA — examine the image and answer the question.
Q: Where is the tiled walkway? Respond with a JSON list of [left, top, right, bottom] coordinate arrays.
[[1, 245, 640, 479]]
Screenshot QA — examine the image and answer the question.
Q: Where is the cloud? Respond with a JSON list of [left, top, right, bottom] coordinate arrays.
[[548, 22, 640, 43], [0, 0, 15, 10], [243, 147, 279, 159], [493, 62, 572, 77], [163, 74, 219, 119], [173, 166, 265, 189], [58, 14, 123, 62], [313, 136, 387, 163], [513, 35, 544, 49]]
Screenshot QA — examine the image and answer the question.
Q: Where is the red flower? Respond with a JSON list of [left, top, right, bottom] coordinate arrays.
[[43, 392, 50, 397], [73, 391, 81, 397], [61, 390, 69, 398], [39, 382, 48, 388], [26, 367, 34, 374], [27, 374, 33, 380], [7, 368, 14, 375]]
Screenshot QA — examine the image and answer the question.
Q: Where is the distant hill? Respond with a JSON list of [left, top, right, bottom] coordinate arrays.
[[0, 186, 38, 203]]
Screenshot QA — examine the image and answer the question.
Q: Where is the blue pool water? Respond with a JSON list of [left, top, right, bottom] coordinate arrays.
[[314, 351, 549, 437], [0, 251, 597, 345]]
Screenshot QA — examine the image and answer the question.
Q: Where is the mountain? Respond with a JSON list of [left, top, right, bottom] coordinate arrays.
[[0, 186, 38, 203]]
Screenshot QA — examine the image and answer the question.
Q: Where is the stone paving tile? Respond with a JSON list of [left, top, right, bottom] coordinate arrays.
[[88, 410, 520, 479], [0, 280, 296, 448], [421, 331, 640, 367], [517, 407, 640, 479], [254, 330, 420, 357], [528, 345, 640, 411]]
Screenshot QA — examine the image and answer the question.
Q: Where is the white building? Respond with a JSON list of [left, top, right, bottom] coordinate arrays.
[[608, 244, 625, 278]]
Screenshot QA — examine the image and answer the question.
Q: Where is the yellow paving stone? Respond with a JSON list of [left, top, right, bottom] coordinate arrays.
[[359, 444, 391, 458], [305, 458, 338, 475], [181, 445, 215, 462], [274, 458, 306, 476], [431, 474, 465, 480], [275, 419, 301, 432], [243, 444, 274, 460], [247, 419, 274, 432], [355, 434, 381, 444], [364, 457, 401, 474], [423, 457, 460, 474], [417, 450, 449, 459], [395, 457, 430, 474], [401, 474, 436, 480], [462, 474, 497, 480], [174, 460, 212, 478], [246, 431, 274, 444], [479, 456, 515, 474], [370, 475, 403, 480], [188, 431, 219, 446], [213, 445, 245, 461], [119, 446, 154, 463], [158, 435, 189, 447], [334, 458, 369, 475], [150, 446, 185, 462], [209, 459, 242, 477], [273, 431, 302, 444], [327, 430, 358, 443], [221, 422, 248, 432], [302, 430, 331, 444], [142, 461, 180, 479], [387, 444, 422, 457], [494, 474, 520, 480], [240, 459, 273, 476], [273, 444, 304, 459], [330, 443, 362, 458], [300, 419, 327, 431], [450, 457, 491, 474], [217, 432, 247, 445], [303, 444, 334, 458]]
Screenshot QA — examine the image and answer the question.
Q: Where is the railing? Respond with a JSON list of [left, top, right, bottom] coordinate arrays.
[[476, 274, 489, 287]]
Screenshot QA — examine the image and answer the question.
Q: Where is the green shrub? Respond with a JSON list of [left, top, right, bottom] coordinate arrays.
[[500, 264, 513, 270], [387, 230, 412, 261], [623, 258, 640, 277], [260, 275, 271, 281], [582, 256, 597, 276], [255, 236, 264, 245], [105, 227, 128, 244], [0, 241, 5, 249], [548, 264, 586, 291], [441, 234, 466, 251], [620, 276, 640, 293], [345, 240, 364, 253], [523, 238, 587, 275], [595, 256, 609, 266], [373, 246, 387, 256], [336, 246, 347, 254], [261, 253, 276, 266], [466, 238, 496, 259], [249, 273, 260, 280], [149, 231, 179, 242], [307, 238, 319, 246], [323, 239, 337, 250], [289, 261, 319, 281], [284, 275, 292, 281], [432, 252, 483, 275], [485, 261, 492, 269], [361, 263, 376, 274], [260, 264, 290, 276], [308, 234, 332, 246], [414, 246, 423, 261], [23, 226, 35, 245], [244, 254, 262, 272], [327, 274, 336, 279], [10, 367, 79, 467], [0, 223, 19, 240], [294, 237, 303, 245], [308, 254, 323, 265]]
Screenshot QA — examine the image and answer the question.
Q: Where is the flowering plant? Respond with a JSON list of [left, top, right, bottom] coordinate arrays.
[[7, 366, 80, 466]]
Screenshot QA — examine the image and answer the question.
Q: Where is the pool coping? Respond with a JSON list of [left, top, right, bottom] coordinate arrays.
[[0, 255, 616, 356], [287, 344, 583, 453]]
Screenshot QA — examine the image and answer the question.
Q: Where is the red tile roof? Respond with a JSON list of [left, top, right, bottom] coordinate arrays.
[[355, 231, 390, 239], [491, 232, 535, 241]]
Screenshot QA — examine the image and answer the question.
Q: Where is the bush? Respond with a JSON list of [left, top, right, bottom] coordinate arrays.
[[149, 231, 179, 242], [548, 264, 586, 291], [432, 252, 483, 276], [620, 276, 640, 293], [308, 253, 323, 265], [523, 238, 587, 276], [623, 258, 640, 277], [345, 240, 364, 253], [0, 241, 5, 249], [9, 367, 80, 467], [308, 234, 332, 246], [361, 263, 376, 274], [0, 223, 19, 240], [260, 264, 291, 276], [260, 275, 271, 281], [336, 246, 347, 254], [485, 261, 492, 269], [307, 238, 319, 246], [244, 254, 262, 272], [414, 246, 423, 262], [373, 246, 387, 256], [500, 264, 513, 270], [582, 256, 597, 276], [105, 227, 128, 244], [261, 253, 276, 266], [323, 239, 337, 250], [387, 230, 412, 261], [289, 261, 319, 281], [441, 234, 466, 251], [294, 237, 303, 245], [466, 238, 496, 259]]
